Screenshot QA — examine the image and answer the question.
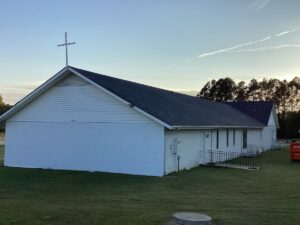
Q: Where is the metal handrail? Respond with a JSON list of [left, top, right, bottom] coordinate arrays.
[[200, 149, 262, 170]]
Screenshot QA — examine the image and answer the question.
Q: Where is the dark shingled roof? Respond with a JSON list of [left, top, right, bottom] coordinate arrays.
[[225, 101, 274, 125], [71, 67, 265, 128]]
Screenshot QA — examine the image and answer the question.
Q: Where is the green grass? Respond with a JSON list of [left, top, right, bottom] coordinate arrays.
[[0, 145, 3, 161], [0, 145, 299, 225]]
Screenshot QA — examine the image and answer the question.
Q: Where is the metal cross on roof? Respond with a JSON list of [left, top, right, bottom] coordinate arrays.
[[57, 32, 76, 66]]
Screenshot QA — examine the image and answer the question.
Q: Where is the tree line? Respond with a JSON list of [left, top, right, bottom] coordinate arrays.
[[197, 77, 300, 139], [198, 77, 300, 113], [0, 96, 12, 133], [0, 75, 299, 139]]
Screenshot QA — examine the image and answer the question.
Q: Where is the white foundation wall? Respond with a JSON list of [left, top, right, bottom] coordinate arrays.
[[164, 128, 263, 174], [5, 74, 165, 176]]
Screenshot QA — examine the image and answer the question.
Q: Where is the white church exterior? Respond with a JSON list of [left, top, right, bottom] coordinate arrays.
[[0, 67, 279, 176]]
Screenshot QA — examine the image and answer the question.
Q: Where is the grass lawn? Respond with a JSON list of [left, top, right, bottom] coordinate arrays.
[[0, 146, 299, 225]]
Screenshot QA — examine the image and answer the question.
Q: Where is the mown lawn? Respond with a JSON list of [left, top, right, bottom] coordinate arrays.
[[0, 145, 299, 225]]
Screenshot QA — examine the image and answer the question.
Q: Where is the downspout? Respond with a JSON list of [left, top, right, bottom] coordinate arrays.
[[175, 128, 181, 172], [241, 129, 243, 153], [210, 130, 213, 164], [177, 154, 180, 172], [164, 127, 174, 176], [177, 128, 180, 172]]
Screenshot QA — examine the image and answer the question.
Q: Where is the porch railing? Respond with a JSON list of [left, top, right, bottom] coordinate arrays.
[[200, 149, 262, 170]]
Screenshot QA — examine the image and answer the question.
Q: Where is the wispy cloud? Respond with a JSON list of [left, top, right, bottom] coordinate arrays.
[[248, 0, 271, 11], [0, 81, 42, 105], [197, 36, 271, 58], [0, 83, 41, 91], [233, 44, 300, 53], [184, 58, 192, 63], [276, 29, 298, 37], [197, 28, 298, 59]]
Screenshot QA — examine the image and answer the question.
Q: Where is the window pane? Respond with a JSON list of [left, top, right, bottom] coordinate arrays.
[[233, 129, 235, 145], [216, 130, 219, 149], [226, 129, 229, 147], [243, 130, 247, 149]]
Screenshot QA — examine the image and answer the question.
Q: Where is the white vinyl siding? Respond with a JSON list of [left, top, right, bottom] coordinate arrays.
[[5, 121, 165, 176], [8, 75, 150, 124], [261, 110, 277, 150], [164, 130, 205, 174], [5, 74, 165, 176], [164, 128, 264, 174]]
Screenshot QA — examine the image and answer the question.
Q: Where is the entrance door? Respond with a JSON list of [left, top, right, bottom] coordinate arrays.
[[204, 131, 212, 151], [203, 131, 212, 163]]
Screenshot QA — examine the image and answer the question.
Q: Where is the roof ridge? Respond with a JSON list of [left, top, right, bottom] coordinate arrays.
[[70, 66, 204, 100]]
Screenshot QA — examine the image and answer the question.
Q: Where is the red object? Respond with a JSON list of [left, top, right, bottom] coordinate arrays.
[[290, 143, 300, 161]]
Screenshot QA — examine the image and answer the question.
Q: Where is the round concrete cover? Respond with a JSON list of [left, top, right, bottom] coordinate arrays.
[[173, 212, 212, 225]]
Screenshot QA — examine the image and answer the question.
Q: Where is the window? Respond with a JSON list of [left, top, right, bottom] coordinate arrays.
[[233, 129, 236, 146], [226, 129, 229, 147], [243, 130, 247, 149], [216, 130, 219, 149]]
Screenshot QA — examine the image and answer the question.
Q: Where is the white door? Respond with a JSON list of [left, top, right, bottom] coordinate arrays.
[[203, 131, 212, 163], [204, 131, 212, 151]]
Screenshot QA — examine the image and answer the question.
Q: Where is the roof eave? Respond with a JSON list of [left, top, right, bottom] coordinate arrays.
[[170, 125, 265, 130]]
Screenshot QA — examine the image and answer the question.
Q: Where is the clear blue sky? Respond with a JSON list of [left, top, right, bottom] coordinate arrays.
[[1, 0, 300, 104]]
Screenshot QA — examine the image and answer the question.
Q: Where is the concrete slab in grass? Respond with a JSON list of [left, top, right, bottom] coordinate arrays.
[[173, 212, 212, 225]]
